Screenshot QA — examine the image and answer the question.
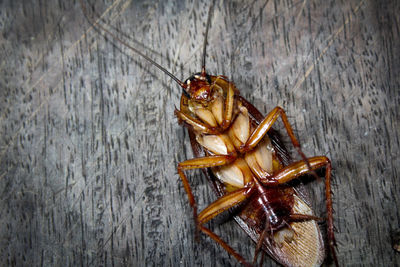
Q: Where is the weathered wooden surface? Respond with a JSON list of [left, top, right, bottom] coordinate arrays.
[[1, 0, 399, 266]]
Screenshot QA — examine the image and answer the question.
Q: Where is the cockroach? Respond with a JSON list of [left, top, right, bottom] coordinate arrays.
[[80, 1, 338, 266]]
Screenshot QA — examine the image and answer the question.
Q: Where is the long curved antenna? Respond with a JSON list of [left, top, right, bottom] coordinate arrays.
[[201, 0, 215, 76], [79, 0, 187, 89]]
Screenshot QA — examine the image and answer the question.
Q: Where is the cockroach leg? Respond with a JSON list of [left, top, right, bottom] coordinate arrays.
[[178, 154, 237, 171], [239, 106, 315, 175], [179, 155, 256, 266], [210, 75, 237, 130], [265, 156, 338, 267], [259, 250, 265, 267], [197, 187, 254, 267], [175, 109, 220, 134], [201, 226, 253, 267], [197, 187, 253, 225], [221, 81, 235, 130], [177, 154, 236, 219], [289, 213, 324, 222], [253, 220, 271, 264]]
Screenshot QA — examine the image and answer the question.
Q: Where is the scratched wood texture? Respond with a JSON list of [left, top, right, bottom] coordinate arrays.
[[1, 0, 399, 266]]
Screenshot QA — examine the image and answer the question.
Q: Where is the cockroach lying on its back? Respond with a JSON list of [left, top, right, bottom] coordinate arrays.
[[81, 1, 338, 266]]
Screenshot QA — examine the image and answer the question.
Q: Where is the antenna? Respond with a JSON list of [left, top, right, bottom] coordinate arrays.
[[79, 0, 187, 89], [201, 0, 215, 77]]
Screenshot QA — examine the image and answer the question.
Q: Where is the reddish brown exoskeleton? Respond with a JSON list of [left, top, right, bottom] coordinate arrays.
[[80, 1, 338, 266], [177, 73, 337, 267]]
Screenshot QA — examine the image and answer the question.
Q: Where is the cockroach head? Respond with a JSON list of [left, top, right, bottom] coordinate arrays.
[[184, 73, 213, 102]]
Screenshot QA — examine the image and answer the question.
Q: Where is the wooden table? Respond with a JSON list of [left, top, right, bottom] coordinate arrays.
[[1, 0, 399, 266]]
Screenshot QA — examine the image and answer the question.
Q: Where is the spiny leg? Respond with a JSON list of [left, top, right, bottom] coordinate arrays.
[[175, 109, 220, 134], [201, 226, 253, 267], [197, 187, 252, 224], [253, 219, 271, 265], [261, 156, 338, 267], [211, 76, 236, 130], [250, 179, 273, 265], [289, 214, 324, 222], [197, 187, 254, 267], [180, 154, 254, 265], [178, 154, 236, 220], [259, 250, 265, 267], [239, 106, 314, 174], [221, 79, 235, 129]]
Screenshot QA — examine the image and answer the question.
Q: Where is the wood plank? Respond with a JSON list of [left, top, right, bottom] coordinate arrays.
[[0, 0, 399, 266]]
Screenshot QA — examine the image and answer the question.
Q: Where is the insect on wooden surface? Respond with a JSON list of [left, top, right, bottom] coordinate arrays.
[[4, 0, 400, 266], [79, 0, 339, 266]]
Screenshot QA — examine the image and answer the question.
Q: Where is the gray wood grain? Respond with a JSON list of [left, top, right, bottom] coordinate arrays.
[[1, 0, 399, 266]]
